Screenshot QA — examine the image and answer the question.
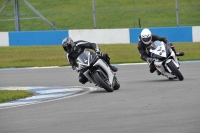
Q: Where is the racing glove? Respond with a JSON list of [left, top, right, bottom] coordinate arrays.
[[95, 48, 102, 56], [72, 65, 76, 70], [146, 57, 153, 63], [72, 65, 79, 72]]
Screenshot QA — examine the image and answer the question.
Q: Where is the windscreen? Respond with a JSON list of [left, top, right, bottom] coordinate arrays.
[[76, 49, 96, 67], [77, 50, 90, 65], [151, 41, 162, 50]]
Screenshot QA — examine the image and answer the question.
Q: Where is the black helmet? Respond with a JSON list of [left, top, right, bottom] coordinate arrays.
[[62, 37, 74, 53]]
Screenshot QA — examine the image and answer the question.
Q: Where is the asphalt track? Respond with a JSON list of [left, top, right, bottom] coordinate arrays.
[[0, 62, 200, 133]]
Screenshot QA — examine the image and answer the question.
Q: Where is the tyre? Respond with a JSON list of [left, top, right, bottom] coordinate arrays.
[[113, 76, 120, 90], [93, 71, 113, 92], [167, 61, 184, 81]]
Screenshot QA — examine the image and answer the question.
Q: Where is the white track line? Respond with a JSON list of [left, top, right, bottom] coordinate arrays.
[[0, 86, 97, 109]]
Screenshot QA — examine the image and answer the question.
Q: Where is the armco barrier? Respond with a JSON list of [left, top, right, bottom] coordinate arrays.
[[9, 30, 68, 46], [0, 26, 199, 46], [0, 32, 9, 46], [69, 29, 130, 44], [192, 26, 200, 42], [129, 27, 192, 43]]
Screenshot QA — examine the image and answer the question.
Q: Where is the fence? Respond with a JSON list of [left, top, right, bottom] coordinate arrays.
[[0, 0, 200, 31]]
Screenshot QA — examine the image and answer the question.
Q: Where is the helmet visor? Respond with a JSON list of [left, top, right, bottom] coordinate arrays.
[[142, 37, 151, 43], [64, 44, 72, 53]]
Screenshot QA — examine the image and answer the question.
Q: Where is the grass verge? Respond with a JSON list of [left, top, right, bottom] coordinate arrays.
[[0, 42, 200, 68], [0, 90, 34, 104]]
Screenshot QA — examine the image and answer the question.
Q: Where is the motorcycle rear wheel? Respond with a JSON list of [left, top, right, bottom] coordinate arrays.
[[93, 71, 113, 92], [167, 61, 184, 81]]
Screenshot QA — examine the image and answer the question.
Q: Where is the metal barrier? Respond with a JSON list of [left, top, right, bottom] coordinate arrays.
[[0, 0, 199, 31], [1, 26, 199, 46]]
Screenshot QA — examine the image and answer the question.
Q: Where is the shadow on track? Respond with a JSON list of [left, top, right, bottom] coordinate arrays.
[[89, 89, 110, 94]]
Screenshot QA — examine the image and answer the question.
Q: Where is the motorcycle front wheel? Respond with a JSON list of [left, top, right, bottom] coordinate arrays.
[[93, 71, 113, 92], [113, 76, 120, 90], [167, 61, 184, 81]]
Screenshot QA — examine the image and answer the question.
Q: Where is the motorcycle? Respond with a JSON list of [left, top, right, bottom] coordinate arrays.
[[149, 41, 184, 81], [76, 49, 120, 92]]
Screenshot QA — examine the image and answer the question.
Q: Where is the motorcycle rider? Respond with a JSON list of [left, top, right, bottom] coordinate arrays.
[[137, 28, 184, 75], [62, 37, 118, 84]]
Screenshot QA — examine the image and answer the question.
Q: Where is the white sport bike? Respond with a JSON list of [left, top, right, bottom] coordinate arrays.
[[149, 41, 184, 81], [76, 49, 120, 92]]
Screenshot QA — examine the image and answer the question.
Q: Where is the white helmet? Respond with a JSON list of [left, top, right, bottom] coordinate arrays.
[[140, 28, 152, 45]]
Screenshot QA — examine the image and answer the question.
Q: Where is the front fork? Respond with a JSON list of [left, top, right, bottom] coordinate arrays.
[[165, 59, 180, 73]]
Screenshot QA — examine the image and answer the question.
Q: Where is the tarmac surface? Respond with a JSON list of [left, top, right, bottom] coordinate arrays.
[[0, 62, 200, 133]]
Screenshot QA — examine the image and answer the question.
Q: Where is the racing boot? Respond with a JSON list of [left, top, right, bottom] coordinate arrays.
[[176, 52, 184, 56], [171, 46, 184, 56], [102, 53, 118, 72], [149, 62, 156, 73], [109, 65, 118, 72], [156, 70, 161, 75]]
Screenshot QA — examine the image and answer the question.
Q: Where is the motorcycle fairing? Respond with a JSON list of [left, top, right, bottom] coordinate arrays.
[[93, 59, 114, 85]]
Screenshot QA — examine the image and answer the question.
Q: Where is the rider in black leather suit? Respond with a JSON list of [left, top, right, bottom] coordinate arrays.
[[137, 28, 184, 74], [62, 37, 118, 84]]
